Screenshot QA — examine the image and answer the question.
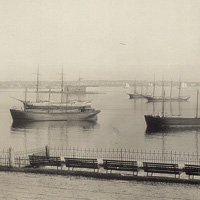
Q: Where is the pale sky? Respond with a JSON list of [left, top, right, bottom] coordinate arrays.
[[0, 0, 200, 82]]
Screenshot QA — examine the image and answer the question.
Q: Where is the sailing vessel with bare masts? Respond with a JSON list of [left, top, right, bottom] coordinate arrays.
[[142, 75, 190, 102], [144, 90, 200, 131], [13, 68, 92, 110], [10, 69, 100, 122]]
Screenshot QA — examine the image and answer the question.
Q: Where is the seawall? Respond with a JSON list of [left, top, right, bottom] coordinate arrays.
[[0, 166, 199, 185]]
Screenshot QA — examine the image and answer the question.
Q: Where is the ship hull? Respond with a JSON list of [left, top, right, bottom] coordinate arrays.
[[145, 115, 200, 131], [10, 109, 100, 122], [128, 93, 143, 99], [143, 96, 190, 102]]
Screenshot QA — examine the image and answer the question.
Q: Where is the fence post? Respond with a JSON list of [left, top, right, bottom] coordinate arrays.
[[9, 147, 14, 168], [45, 145, 50, 157]]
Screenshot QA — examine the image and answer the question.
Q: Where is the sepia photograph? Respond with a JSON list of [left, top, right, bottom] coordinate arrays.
[[0, 0, 200, 199]]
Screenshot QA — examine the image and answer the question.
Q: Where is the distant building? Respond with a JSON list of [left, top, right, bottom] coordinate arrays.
[[64, 85, 86, 93]]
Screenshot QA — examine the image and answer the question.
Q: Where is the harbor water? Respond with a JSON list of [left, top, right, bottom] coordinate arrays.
[[0, 86, 200, 199]]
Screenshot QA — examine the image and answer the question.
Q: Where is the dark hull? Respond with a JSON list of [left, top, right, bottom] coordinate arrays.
[[143, 96, 190, 102], [10, 109, 100, 122], [145, 115, 200, 131]]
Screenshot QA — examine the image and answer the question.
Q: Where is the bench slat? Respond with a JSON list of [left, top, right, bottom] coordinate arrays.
[[29, 155, 62, 167], [65, 157, 99, 170], [143, 162, 180, 176], [184, 164, 200, 176], [103, 159, 138, 173]]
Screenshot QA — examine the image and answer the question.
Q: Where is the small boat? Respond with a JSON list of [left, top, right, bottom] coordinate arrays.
[[128, 92, 143, 99], [127, 80, 143, 99], [144, 90, 200, 131]]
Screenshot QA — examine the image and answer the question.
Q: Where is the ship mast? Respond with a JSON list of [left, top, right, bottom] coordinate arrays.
[[141, 81, 143, 94], [24, 87, 27, 110], [196, 90, 199, 118], [153, 74, 155, 97], [170, 79, 173, 98], [134, 80, 136, 93], [48, 87, 51, 113], [36, 67, 39, 103], [162, 90, 165, 117], [178, 74, 181, 99], [60, 67, 64, 103], [161, 74, 164, 98]]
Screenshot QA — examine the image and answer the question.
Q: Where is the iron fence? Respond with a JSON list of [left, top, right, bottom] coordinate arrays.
[[0, 150, 9, 167], [0, 146, 199, 168], [49, 147, 200, 167]]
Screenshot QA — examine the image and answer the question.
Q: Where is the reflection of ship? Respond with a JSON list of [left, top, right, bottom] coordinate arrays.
[[145, 90, 200, 132], [145, 125, 200, 134], [11, 120, 98, 130]]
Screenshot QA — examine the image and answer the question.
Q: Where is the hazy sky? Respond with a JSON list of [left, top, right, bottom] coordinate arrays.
[[0, 0, 200, 82]]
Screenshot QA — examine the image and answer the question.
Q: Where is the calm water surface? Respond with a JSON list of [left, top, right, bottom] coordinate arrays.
[[0, 86, 200, 199]]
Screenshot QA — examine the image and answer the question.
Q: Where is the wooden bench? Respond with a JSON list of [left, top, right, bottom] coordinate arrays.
[[184, 164, 200, 179], [29, 155, 62, 169], [143, 162, 180, 178], [103, 159, 138, 175], [65, 157, 99, 172]]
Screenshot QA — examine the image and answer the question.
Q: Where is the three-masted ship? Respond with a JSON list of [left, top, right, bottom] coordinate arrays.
[[10, 69, 100, 122]]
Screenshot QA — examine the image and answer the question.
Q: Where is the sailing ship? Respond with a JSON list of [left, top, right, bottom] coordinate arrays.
[[142, 76, 190, 102], [144, 90, 200, 131], [127, 80, 143, 99], [15, 68, 92, 110], [10, 69, 100, 122]]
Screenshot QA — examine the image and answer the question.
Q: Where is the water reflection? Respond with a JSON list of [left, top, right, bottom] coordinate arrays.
[[11, 120, 98, 132], [145, 126, 200, 134]]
